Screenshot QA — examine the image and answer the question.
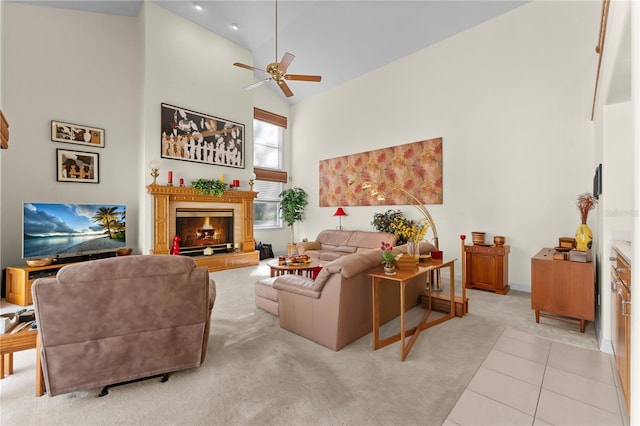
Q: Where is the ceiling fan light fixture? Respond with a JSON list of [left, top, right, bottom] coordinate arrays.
[[230, 23, 239, 31], [232, 0, 322, 98], [192, 2, 203, 11]]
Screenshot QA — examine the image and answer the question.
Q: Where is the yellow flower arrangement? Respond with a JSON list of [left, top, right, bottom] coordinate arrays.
[[391, 217, 430, 243]]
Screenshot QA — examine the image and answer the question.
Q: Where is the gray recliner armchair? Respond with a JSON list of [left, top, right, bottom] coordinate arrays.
[[32, 255, 215, 396]]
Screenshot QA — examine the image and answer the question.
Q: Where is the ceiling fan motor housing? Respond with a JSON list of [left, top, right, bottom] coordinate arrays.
[[266, 63, 285, 81]]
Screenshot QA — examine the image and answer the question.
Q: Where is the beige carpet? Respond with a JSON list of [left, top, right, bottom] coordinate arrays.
[[0, 261, 599, 426]]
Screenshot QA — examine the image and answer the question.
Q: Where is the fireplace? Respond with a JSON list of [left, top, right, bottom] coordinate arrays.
[[147, 185, 259, 272], [176, 208, 234, 256]]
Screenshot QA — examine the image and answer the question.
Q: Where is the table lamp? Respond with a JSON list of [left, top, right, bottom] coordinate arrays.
[[333, 207, 347, 230]]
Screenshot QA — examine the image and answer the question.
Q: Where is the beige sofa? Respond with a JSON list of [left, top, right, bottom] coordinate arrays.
[[255, 248, 424, 350], [297, 229, 398, 261], [32, 255, 216, 396]]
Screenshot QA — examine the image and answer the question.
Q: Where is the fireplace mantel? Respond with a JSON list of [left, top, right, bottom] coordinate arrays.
[[146, 184, 259, 271]]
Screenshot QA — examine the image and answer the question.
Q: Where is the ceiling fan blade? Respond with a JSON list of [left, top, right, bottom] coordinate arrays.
[[244, 78, 271, 91], [284, 74, 322, 82], [278, 80, 294, 98], [278, 52, 295, 73], [233, 62, 267, 73]]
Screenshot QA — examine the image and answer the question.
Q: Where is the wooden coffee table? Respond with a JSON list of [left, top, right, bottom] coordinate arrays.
[[267, 259, 323, 278]]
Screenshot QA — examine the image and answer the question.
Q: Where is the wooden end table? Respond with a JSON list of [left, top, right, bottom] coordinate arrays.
[[0, 324, 45, 395], [267, 258, 323, 278], [369, 258, 457, 361]]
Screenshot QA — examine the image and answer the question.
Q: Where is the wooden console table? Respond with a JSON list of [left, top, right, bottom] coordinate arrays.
[[369, 258, 457, 361], [531, 248, 594, 332]]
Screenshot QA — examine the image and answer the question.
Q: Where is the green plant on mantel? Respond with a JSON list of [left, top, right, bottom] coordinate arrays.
[[191, 179, 227, 197]]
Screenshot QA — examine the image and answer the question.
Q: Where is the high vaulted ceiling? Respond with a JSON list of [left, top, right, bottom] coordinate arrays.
[[13, 0, 528, 104]]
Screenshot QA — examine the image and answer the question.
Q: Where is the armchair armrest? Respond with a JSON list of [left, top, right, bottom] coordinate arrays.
[[273, 275, 321, 299], [297, 241, 322, 254]]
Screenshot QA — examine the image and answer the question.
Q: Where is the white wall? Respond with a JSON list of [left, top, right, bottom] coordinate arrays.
[[0, 3, 141, 269], [592, 0, 639, 420], [0, 2, 290, 270], [138, 2, 289, 254], [290, 0, 599, 288], [595, 101, 633, 352]]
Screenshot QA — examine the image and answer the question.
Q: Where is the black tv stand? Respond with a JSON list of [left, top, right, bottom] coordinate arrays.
[[54, 251, 116, 265]]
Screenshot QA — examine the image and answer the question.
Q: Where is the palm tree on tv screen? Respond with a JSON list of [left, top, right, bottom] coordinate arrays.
[[92, 207, 119, 239]]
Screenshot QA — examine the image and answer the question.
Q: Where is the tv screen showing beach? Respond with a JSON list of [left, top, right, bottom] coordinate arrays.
[[23, 203, 126, 259]]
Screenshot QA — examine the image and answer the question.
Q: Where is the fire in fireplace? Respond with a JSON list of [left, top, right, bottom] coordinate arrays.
[[175, 208, 234, 255]]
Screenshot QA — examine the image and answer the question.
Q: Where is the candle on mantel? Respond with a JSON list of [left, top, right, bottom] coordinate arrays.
[[219, 174, 224, 183], [233, 179, 240, 188], [168, 171, 173, 185], [179, 178, 184, 187]]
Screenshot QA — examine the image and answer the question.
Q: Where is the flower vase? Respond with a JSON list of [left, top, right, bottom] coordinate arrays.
[[407, 240, 420, 258], [575, 223, 592, 251], [383, 262, 396, 275]]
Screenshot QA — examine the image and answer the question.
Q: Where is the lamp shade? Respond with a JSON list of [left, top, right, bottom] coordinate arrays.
[[333, 207, 347, 217]]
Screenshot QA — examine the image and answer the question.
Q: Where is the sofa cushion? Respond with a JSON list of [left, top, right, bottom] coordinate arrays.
[[297, 241, 321, 254], [334, 245, 357, 254], [346, 231, 397, 249], [315, 230, 352, 247], [255, 277, 279, 302], [318, 251, 345, 261]]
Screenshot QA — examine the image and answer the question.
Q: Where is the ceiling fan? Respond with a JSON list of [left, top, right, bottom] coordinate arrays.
[[233, 0, 322, 98]]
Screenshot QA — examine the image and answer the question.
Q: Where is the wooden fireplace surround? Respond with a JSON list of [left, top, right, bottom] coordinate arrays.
[[147, 185, 259, 271]]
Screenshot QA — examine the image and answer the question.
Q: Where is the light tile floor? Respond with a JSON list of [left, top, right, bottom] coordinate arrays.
[[445, 328, 628, 426]]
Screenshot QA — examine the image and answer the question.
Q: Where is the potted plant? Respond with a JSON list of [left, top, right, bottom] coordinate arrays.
[[371, 209, 407, 244], [191, 178, 227, 197], [279, 187, 308, 243], [380, 242, 400, 275]]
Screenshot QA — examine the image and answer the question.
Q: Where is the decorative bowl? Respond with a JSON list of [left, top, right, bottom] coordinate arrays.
[[116, 248, 133, 256], [493, 236, 505, 246], [471, 232, 485, 245], [26, 258, 54, 267]]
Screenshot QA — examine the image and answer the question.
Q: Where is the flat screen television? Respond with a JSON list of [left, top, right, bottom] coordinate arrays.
[[23, 202, 126, 260]]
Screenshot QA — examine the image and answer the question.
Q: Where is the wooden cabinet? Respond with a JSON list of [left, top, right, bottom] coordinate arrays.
[[5, 264, 70, 306], [464, 245, 510, 294], [531, 248, 594, 333], [612, 248, 631, 412]]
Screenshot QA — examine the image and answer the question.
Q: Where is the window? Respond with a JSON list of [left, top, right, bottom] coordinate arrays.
[[253, 108, 287, 229]]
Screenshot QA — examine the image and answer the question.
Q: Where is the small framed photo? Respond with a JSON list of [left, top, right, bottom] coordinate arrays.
[[51, 120, 104, 147], [56, 149, 99, 183]]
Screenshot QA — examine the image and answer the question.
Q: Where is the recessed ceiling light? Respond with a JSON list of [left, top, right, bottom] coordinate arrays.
[[193, 2, 203, 11], [231, 23, 240, 31]]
